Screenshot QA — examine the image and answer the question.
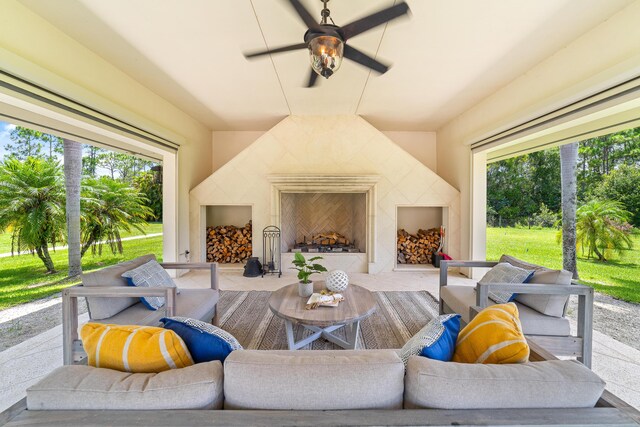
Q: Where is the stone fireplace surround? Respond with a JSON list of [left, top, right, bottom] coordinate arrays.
[[189, 115, 460, 274]]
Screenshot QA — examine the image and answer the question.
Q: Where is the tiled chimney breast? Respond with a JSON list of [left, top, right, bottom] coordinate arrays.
[[190, 115, 460, 273]]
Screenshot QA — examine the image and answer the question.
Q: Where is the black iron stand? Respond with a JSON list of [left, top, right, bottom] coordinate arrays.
[[262, 225, 282, 278]]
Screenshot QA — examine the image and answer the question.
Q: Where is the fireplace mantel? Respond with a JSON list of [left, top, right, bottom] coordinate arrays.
[[268, 174, 378, 270]]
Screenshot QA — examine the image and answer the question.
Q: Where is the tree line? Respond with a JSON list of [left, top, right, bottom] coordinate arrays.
[[488, 127, 638, 263], [0, 126, 163, 273]]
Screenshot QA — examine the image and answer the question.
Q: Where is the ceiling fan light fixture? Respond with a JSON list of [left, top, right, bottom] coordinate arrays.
[[309, 35, 343, 79]]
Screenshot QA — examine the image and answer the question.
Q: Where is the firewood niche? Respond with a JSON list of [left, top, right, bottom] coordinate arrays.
[[397, 228, 441, 264], [206, 221, 252, 263]]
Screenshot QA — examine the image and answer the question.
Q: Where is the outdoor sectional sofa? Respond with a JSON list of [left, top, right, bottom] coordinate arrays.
[[2, 343, 639, 426]]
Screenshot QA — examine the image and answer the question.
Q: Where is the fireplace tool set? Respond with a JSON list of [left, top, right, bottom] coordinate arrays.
[[262, 225, 282, 277]]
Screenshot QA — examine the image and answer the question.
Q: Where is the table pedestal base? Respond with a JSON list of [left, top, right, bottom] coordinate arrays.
[[284, 320, 360, 350]]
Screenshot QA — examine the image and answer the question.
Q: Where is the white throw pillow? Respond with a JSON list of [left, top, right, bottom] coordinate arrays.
[[122, 260, 178, 310], [478, 263, 534, 304]]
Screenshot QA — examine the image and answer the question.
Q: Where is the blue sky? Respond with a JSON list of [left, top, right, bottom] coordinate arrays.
[[0, 121, 16, 158]]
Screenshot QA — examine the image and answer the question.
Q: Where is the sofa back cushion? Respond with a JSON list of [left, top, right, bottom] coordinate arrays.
[[500, 254, 573, 317], [223, 350, 405, 410], [82, 254, 157, 320], [27, 361, 223, 410], [404, 357, 605, 409]]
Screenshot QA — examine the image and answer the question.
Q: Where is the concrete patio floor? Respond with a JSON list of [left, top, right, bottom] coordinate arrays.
[[1, 269, 638, 413]]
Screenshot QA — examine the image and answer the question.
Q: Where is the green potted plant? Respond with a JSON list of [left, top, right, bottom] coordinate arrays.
[[290, 252, 327, 297]]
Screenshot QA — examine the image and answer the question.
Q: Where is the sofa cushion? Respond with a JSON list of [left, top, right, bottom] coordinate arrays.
[[440, 285, 570, 336], [27, 361, 223, 410], [453, 303, 529, 364], [399, 314, 461, 366], [80, 323, 193, 372], [82, 254, 157, 320], [122, 259, 178, 310], [90, 288, 219, 326], [223, 350, 404, 410], [515, 269, 573, 317], [499, 254, 548, 272], [479, 263, 534, 304], [161, 316, 242, 363], [404, 357, 605, 409]]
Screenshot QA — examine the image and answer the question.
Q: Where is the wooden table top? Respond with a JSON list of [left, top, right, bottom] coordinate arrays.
[[268, 281, 377, 327]]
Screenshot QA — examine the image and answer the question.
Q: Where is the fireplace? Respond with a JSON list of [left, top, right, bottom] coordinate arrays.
[[281, 193, 366, 254]]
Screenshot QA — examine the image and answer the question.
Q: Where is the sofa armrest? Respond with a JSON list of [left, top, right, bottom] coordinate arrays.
[[439, 260, 498, 288], [62, 285, 177, 365], [160, 262, 219, 290]]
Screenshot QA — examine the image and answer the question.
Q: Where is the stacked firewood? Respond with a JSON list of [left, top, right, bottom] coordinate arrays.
[[397, 228, 441, 264], [310, 232, 350, 246], [206, 221, 252, 263]]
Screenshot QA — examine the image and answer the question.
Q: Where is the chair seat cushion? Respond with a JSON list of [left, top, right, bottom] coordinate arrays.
[[91, 288, 219, 326], [223, 350, 405, 410], [27, 361, 223, 410], [404, 357, 605, 409], [440, 285, 570, 336]]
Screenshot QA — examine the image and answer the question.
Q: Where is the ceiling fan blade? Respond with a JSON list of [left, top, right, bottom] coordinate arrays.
[[306, 69, 319, 87], [288, 0, 321, 30], [343, 45, 389, 74], [244, 43, 308, 59], [339, 2, 410, 41]]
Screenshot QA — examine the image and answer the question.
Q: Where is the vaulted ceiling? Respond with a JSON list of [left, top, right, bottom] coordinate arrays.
[[20, 0, 634, 131]]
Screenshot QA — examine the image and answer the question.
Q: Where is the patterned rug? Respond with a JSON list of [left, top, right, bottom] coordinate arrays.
[[217, 290, 439, 350]]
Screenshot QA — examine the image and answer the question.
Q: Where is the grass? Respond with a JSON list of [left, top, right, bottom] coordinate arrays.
[[0, 222, 163, 254], [487, 227, 640, 303], [0, 235, 163, 310]]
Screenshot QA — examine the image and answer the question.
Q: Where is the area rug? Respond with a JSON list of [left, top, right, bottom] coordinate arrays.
[[217, 290, 439, 350]]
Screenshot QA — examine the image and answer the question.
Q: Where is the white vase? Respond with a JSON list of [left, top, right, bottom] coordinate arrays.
[[326, 270, 349, 292], [298, 281, 313, 297]]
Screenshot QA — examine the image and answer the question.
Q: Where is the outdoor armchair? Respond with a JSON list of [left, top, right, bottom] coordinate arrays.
[[439, 259, 593, 367]]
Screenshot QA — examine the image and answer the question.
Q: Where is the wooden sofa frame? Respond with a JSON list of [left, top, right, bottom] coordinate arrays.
[[2, 339, 638, 426], [62, 262, 219, 365], [440, 260, 594, 367]]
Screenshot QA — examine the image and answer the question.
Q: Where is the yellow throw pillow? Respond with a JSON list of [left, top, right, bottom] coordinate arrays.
[[452, 302, 529, 364], [81, 323, 194, 373]]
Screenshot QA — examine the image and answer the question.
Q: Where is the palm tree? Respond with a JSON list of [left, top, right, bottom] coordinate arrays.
[[80, 177, 152, 257], [0, 157, 66, 273], [576, 199, 633, 262], [64, 139, 83, 277], [560, 142, 579, 278]]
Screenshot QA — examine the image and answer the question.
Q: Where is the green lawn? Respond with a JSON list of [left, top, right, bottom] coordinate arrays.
[[0, 222, 163, 254], [487, 227, 640, 303], [0, 235, 163, 310]]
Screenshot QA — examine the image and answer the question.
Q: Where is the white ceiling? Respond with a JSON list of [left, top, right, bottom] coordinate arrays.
[[20, 0, 634, 131]]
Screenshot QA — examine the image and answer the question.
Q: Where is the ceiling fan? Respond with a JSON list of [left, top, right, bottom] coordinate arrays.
[[245, 0, 410, 87]]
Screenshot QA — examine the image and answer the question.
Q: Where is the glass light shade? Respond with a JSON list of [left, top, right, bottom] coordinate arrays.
[[309, 36, 344, 79]]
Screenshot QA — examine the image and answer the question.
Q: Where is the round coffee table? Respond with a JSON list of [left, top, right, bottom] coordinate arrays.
[[268, 281, 376, 350]]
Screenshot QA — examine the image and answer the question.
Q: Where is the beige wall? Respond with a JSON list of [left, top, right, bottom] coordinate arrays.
[[381, 131, 437, 171], [191, 116, 460, 273], [212, 129, 437, 172], [0, 0, 213, 261], [436, 0, 640, 261], [212, 131, 265, 172]]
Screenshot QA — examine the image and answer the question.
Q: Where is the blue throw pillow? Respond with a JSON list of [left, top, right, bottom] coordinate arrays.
[[122, 260, 178, 310], [398, 314, 461, 366], [419, 314, 461, 361], [160, 316, 242, 363]]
